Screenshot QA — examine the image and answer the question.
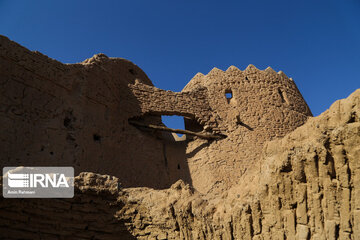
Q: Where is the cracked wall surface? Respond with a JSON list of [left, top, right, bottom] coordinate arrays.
[[0, 35, 189, 189], [0, 35, 313, 194], [2, 35, 358, 239], [182, 66, 313, 193], [129, 63, 313, 193], [1, 88, 358, 239], [0, 173, 136, 240]]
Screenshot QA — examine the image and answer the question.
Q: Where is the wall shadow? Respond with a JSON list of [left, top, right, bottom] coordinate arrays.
[[186, 141, 209, 158], [161, 131, 193, 188], [0, 194, 136, 240]]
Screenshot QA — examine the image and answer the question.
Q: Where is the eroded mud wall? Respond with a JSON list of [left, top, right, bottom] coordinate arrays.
[[1, 87, 358, 240], [0, 35, 187, 189]]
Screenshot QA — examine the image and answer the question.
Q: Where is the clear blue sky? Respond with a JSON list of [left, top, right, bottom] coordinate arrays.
[[1, 0, 359, 129]]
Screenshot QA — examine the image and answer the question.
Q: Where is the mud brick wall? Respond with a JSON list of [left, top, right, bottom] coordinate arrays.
[[0, 173, 136, 240], [3, 96, 359, 240], [128, 62, 313, 193], [0, 34, 312, 194], [0, 35, 188, 190], [182, 65, 313, 193], [129, 82, 218, 128]]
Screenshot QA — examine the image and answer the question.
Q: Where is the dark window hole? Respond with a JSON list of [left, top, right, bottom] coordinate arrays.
[[50, 152, 54, 155], [63, 117, 71, 127], [93, 134, 101, 142], [129, 69, 136, 75], [278, 88, 290, 105], [278, 88, 285, 103], [177, 164, 181, 170], [335, 224, 339, 239]]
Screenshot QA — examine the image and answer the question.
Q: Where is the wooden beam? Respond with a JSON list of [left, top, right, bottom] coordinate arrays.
[[129, 120, 225, 140]]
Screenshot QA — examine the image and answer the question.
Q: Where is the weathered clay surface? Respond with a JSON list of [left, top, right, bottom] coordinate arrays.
[[1, 90, 358, 239], [1, 36, 359, 239], [181, 66, 312, 193], [0, 35, 313, 194], [128, 62, 312, 193], [0, 35, 190, 189], [119, 89, 360, 239]]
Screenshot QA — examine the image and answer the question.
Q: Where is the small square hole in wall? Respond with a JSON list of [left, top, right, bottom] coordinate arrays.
[[225, 89, 233, 103]]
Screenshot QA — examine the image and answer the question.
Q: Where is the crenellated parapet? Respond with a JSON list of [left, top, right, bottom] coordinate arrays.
[[180, 65, 313, 192], [129, 64, 312, 137], [128, 64, 314, 192], [183, 64, 312, 120]]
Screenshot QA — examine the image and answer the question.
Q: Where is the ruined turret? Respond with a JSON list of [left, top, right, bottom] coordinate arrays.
[[129, 64, 312, 192]]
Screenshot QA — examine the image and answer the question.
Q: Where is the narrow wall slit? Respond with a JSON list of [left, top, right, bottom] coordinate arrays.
[[278, 88, 290, 105], [225, 89, 233, 104]]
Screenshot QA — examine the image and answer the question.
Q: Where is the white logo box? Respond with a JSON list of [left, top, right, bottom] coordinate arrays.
[[3, 167, 74, 198]]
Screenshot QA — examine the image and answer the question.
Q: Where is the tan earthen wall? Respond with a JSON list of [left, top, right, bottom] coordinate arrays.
[[1, 35, 359, 240], [129, 83, 217, 127], [0, 173, 136, 240], [0, 34, 313, 193], [0, 35, 186, 189], [183, 65, 313, 192], [128, 64, 312, 192]]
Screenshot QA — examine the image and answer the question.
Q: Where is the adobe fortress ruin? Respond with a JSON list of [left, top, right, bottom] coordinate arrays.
[[0, 35, 312, 194], [1, 35, 359, 239], [128, 63, 312, 193]]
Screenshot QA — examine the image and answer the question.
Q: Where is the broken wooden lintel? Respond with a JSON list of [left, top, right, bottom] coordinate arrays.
[[129, 120, 225, 140]]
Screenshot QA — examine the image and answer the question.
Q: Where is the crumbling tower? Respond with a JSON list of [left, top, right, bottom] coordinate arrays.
[[0, 35, 312, 193], [129, 64, 312, 192]]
